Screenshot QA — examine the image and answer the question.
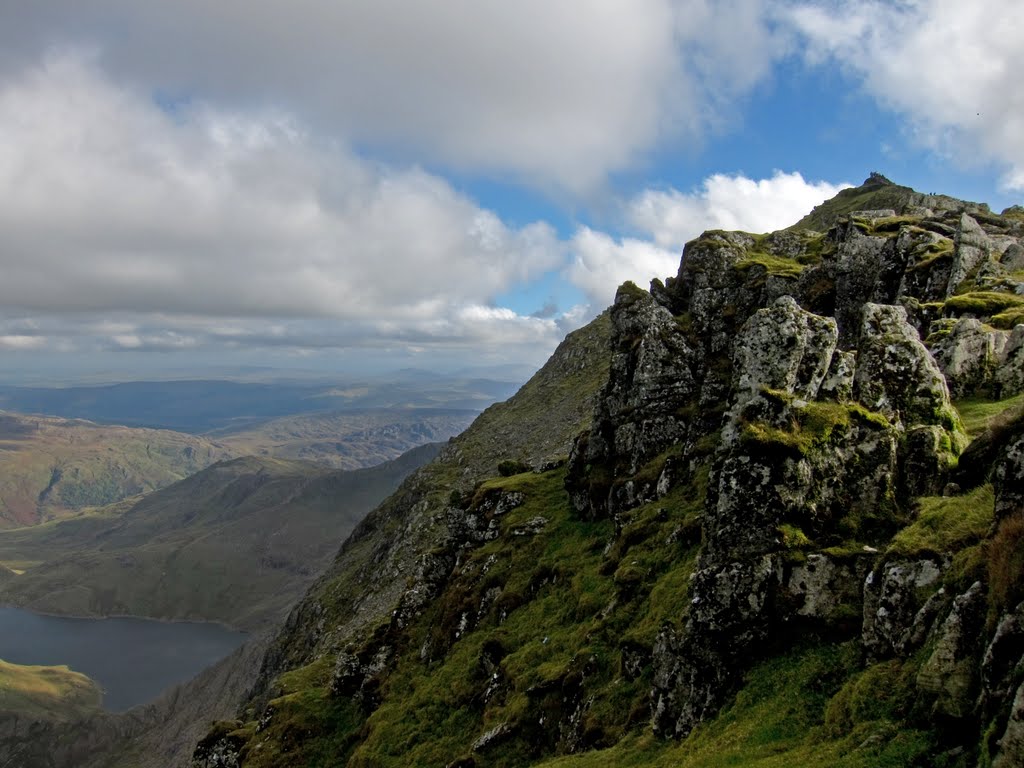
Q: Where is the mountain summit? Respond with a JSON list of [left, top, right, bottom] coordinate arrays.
[[184, 175, 1024, 768]]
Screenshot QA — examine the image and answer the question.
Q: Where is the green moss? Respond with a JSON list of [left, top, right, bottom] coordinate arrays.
[[990, 307, 1024, 329], [735, 253, 805, 279], [944, 291, 1024, 318], [865, 215, 921, 235], [778, 524, 812, 549], [741, 395, 890, 458], [888, 485, 994, 558], [910, 241, 954, 271]]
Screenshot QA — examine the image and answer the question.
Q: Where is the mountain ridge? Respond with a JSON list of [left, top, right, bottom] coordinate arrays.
[[186, 175, 1024, 767]]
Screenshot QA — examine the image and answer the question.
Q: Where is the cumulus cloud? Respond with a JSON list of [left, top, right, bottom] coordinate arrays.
[[787, 0, 1024, 190], [0, 0, 783, 192], [629, 171, 850, 249], [566, 171, 848, 305], [0, 52, 574, 364], [567, 229, 680, 305]]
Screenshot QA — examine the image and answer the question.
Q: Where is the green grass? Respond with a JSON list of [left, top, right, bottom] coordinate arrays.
[[788, 180, 920, 232], [735, 253, 806, 278], [888, 484, 994, 558], [0, 658, 103, 720], [534, 644, 933, 768], [955, 393, 1024, 437], [232, 462, 707, 767]]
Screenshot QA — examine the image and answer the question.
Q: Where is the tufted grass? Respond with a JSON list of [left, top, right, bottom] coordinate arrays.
[[955, 393, 1024, 437], [888, 484, 994, 558]]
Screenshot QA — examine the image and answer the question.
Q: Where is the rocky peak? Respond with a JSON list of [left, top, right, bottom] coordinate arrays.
[[190, 177, 1024, 768]]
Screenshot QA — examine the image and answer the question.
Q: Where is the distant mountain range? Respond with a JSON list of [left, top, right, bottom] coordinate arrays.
[[0, 375, 521, 433]]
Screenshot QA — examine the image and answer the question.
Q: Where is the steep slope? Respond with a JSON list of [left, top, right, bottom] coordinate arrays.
[[186, 176, 1024, 768], [0, 445, 440, 630], [0, 412, 231, 528]]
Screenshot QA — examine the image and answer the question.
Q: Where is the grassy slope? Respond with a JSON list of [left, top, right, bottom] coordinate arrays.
[[210, 348, 1024, 767], [0, 446, 439, 630], [0, 411, 232, 529], [0, 658, 102, 720]]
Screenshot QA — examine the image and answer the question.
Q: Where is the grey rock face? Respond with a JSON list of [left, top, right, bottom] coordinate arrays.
[[993, 431, 1024, 520], [929, 318, 1009, 399], [832, 227, 907, 345], [994, 682, 1024, 768], [862, 558, 947, 660], [948, 214, 994, 296], [785, 553, 870, 623], [979, 603, 1024, 725], [853, 303, 961, 438], [731, 296, 838, 404], [917, 581, 987, 718], [1002, 243, 1024, 272], [995, 326, 1024, 398], [567, 281, 705, 520]]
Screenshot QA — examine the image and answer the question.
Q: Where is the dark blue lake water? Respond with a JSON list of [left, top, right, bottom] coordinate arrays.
[[0, 606, 247, 712]]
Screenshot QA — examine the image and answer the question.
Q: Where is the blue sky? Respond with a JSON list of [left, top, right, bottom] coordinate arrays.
[[0, 1, 1021, 382]]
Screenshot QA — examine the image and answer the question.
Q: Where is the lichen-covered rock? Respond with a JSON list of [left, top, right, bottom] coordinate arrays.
[[948, 213, 994, 296], [785, 553, 870, 624], [929, 318, 1009, 398], [853, 303, 963, 442], [831, 226, 907, 345], [992, 429, 1024, 521], [1002, 243, 1024, 272], [862, 558, 947, 659], [917, 581, 987, 718], [993, 682, 1024, 768], [995, 326, 1024, 398], [731, 296, 838, 404], [567, 282, 698, 519], [979, 602, 1024, 724]]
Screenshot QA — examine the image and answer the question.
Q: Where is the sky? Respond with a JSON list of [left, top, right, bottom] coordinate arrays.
[[1, 0, 1022, 383]]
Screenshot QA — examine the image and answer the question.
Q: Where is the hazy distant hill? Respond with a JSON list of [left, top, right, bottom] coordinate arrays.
[[0, 445, 440, 630], [0, 412, 231, 529], [212, 407, 476, 469], [0, 376, 520, 433]]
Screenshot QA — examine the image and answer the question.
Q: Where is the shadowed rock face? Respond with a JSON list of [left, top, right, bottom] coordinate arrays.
[[185, 177, 1024, 767]]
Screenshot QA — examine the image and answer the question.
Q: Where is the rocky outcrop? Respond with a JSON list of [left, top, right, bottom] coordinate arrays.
[[650, 292, 963, 736], [187, 175, 1024, 767]]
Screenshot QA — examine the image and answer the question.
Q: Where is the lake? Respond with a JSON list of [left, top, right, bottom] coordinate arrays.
[[0, 606, 247, 712]]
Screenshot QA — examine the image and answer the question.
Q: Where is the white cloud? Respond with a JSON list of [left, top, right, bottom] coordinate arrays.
[[566, 170, 847, 305], [787, 0, 1024, 190], [567, 228, 680, 305], [0, 1, 783, 192], [0, 52, 572, 363], [629, 171, 850, 249], [0, 335, 47, 351]]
